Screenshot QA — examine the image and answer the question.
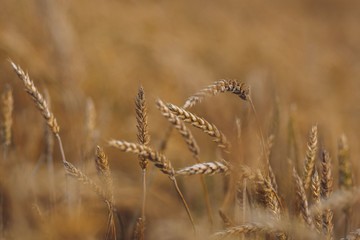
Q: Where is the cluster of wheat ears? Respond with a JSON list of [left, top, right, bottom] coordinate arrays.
[[0, 62, 359, 239]]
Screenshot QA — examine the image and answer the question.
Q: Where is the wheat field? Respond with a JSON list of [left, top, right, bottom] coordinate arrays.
[[0, 1, 360, 239]]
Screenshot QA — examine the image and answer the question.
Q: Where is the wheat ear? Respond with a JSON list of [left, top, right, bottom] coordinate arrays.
[[157, 99, 199, 158], [1, 84, 13, 155], [167, 103, 230, 153], [212, 222, 279, 239], [255, 171, 282, 219], [321, 150, 334, 240], [175, 161, 229, 176], [95, 146, 114, 203], [135, 86, 150, 232], [183, 79, 249, 109], [302, 125, 318, 190], [292, 167, 313, 228], [311, 169, 322, 233], [338, 134, 353, 235]]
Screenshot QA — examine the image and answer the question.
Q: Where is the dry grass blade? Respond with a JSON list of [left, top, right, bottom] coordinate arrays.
[[108, 140, 174, 175], [157, 99, 199, 158], [136, 86, 150, 169], [95, 146, 114, 203], [167, 103, 230, 153], [183, 79, 250, 109], [302, 125, 318, 190], [10, 61, 60, 134], [1, 84, 13, 150], [292, 167, 313, 228], [321, 150, 334, 240], [175, 161, 229, 176], [341, 228, 360, 240]]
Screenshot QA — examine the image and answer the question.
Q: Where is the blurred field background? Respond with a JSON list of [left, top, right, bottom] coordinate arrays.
[[0, 0, 360, 239]]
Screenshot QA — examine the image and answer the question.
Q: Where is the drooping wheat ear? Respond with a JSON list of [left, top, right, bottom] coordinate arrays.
[[183, 79, 250, 109], [302, 125, 318, 190], [95, 146, 114, 203], [133, 217, 145, 240], [338, 134, 353, 235], [321, 150, 334, 240], [64, 160, 111, 207], [311, 169, 322, 233], [108, 140, 174, 176], [212, 222, 279, 239], [175, 161, 229, 176], [255, 170, 282, 219], [10, 61, 60, 134], [341, 228, 360, 240], [136, 86, 150, 170], [218, 210, 234, 228], [292, 167, 313, 228], [1, 84, 13, 149], [167, 103, 230, 153], [157, 99, 199, 158]]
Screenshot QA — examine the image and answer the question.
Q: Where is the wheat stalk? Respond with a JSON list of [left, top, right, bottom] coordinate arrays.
[[183, 79, 249, 109], [175, 161, 229, 176], [302, 125, 318, 190], [167, 103, 230, 153]]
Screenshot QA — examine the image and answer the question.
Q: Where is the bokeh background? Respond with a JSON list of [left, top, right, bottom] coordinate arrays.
[[0, 0, 360, 239]]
